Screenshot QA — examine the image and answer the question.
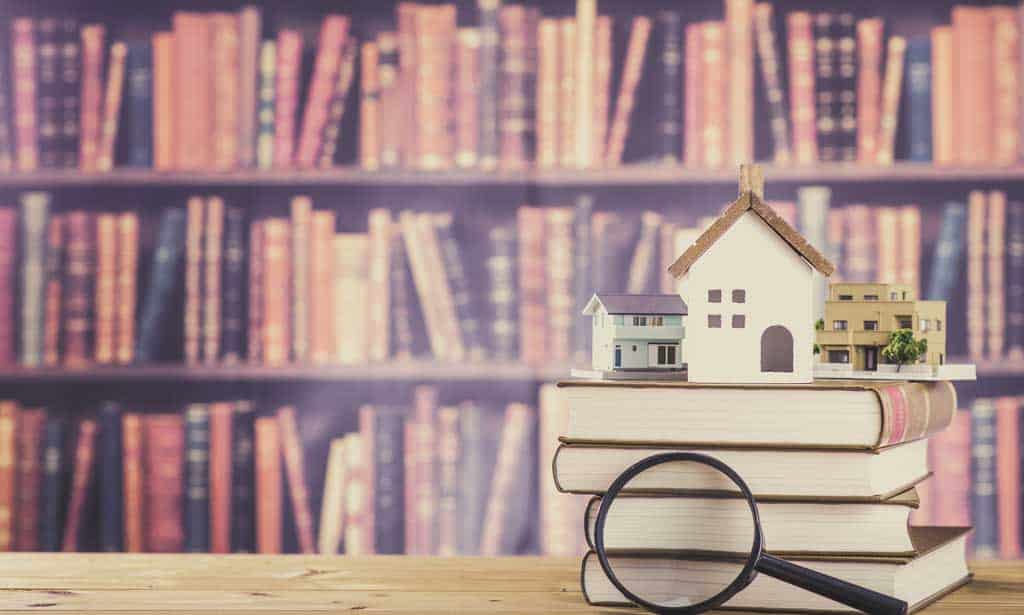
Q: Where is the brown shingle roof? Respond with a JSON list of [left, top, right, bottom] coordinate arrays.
[[667, 191, 836, 279]]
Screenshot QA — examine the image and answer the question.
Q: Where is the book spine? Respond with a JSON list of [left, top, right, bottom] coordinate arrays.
[[78, 24, 104, 171], [96, 41, 126, 171], [38, 416, 64, 551], [558, 19, 576, 168], [926, 202, 967, 301], [422, 6, 458, 170], [683, 22, 702, 167], [435, 214, 484, 360], [309, 211, 336, 364], [117, 212, 142, 364], [456, 403, 486, 554], [546, 208, 574, 363], [436, 407, 459, 556], [752, 4, 790, 163], [701, 22, 726, 168], [290, 196, 312, 362], [906, 38, 932, 162], [126, 42, 153, 167], [174, 13, 212, 170], [797, 186, 831, 318], [12, 18, 38, 171], [1007, 202, 1024, 359], [389, 223, 414, 359], [333, 233, 370, 365], [477, 0, 502, 171], [209, 402, 233, 553], [517, 207, 546, 365], [152, 32, 174, 171], [372, 407, 405, 555], [403, 420, 419, 554], [813, 13, 836, 163], [396, 213, 451, 360], [376, 32, 401, 169], [247, 221, 264, 363], [211, 13, 240, 171], [480, 403, 534, 555], [359, 41, 380, 171], [135, 208, 186, 363], [726, 0, 753, 165], [0, 402, 16, 550], [184, 196, 203, 364], [318, 438, 347, 554], [592, 16, 612, 166], [93, 213, 117, 364], [262, 218, 291, 365], [367, 209, 391, 362], [875, 36, 906, 165], [396, 3, 418, 169], [987, 191, 1007, 360], [932, 410, 971, 526], [272, 30, 301, 168], [221, 207, 245, 363], [993, 8, 1019, 166], [536, 19, 559, 169], [995, 397, 1021, 559], [42, 213, 63, 366], [20, 192, 50, 367], [277, 406, 315, 553], [14, 408, 45, 551], [572, 195, 593, 364], [453, 28, 481, 169], [357, 406, 376, 554], [317, 40, 357, 168], [255, 415, 282, 553], [486, 225, 517, 361], [36, 18, 60, 169], [62, 419, 97, 551], [626, 211, 662, 293], [967, 190, 987, 360], [255, 40, 276, 170], [843, 204, 875, 282], [0, 209, 13, 366], [874, 383, 957, 450], [897, 205, 921, 296], [971, 398, 998, 558], [574, 0, 596, 169], [605, 18, 651, 166], [231, 401, 256, 552], [121, 413, 144, 551], [0, 27, 14, 171], [855, 18, 882, 164], [184, 404, 210, 552], [237, 6, 261, 168], [931, 27, 954, 165], [498, 6, 532, 170], [296, 16, 348, 168], [953, 7, 993, 165], [202, 196, 225, 363], [144, 415, 184, 553], [834, 13, 857, 162], [98, 402, 122, 552], [787, 13, 816, 165]]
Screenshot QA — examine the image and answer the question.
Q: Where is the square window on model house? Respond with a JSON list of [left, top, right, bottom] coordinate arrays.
[[708, 314, 722, 328], [732, 314, 745, 328], [732, 289, 746, 303], [708, 289, 722, 303], [864, 320, 878, 331]]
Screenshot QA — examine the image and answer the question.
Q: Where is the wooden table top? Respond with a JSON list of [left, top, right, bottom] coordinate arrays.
[[0, 555, 1019, 614]]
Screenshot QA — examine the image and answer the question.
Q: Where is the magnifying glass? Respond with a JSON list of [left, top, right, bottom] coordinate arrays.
[[592, 452, 908, 615]]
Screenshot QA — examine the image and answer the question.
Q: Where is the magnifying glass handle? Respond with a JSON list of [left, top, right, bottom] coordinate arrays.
[[757, 553, 908, 615]]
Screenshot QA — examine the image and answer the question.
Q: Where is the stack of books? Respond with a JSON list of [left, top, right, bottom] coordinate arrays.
[[553, 378, 973, 612]]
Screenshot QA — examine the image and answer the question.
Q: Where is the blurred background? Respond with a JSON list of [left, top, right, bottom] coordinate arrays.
[[0, 0, 1020, 558]]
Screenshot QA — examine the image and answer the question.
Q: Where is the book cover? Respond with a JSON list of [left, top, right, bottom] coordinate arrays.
[[855, 18, 882, 164], [813, 13, 837, 162], [457, 402, 502, 555], [209, 402, 233, 553], [12, 18, 39, 171], [231, 401, 256, 552], [289, 196, 312, 363], [485, 225, 517, 361], [572, 195, 594, 364], [94, 214, 117, 364], [987, 191, 1007, 360], [931, 410, 970, 527], [0, 402, 16, 550], [966, 190, 986, 359], [262, 218, 291, 366], [701, 21, 727, 168], [834, 13, 857, 162], [317, 39, 357, 168], [360, 405, 405, 555], [558, 18, 577, 168], [272, 29, 302, 168], [992, 7, 1019, 166], [277, 406, 315, 554], [787, 13, 817, 164], [546, 208, 574, 363], [173, 13, 211, 170], [388, 222, 416, 359], [296, 15, 349, 168], [62, 210, 94, 365], [476, 0, 502, 171], [359, 41, 380, 170], [574, 0, 596, 168], [121, 413, 144, 551], [151, 31, 174, 170], [0, 26, 14, 171], [366, 209, 391, 363], [683, 22, 703, 167], [135, 207, 186, 363], [255, 40, 276, 170], [184, 404, 210, 552], [318, 437, 348, 554], [42, 213, 62, 367], [930, 27, 954, 165], [592, 16, 612, 166], [255, 415, 282, 553], [13, 408, 44, 550], [98, 402, 122, 552], [498, 5, 535, 170], [236, 6, 262, 168], [184, 196, 204, 364], [334, 233, 370, 365], [605, 17, 651, 166], [343, 431, 368, 554], [971, 398, 998, 558], [517, 206, 547, 365], [36, 18, 61, 169], [536, 19, 559, 169], [926, 203, 965, 300], [309, 211, 336, 364], [753, 3, 790, 164], [116, 213, 138, 362], [1007, 201, 1024, 359], [875, 36, 906, 165], [952, 7, 993, 165], [62, 419, 97, 551], [377, 32, 401, 169], [905, 37, 932, 162], [96, 41, 126, 172], [479, 403, 535, 555], [202, 196, 225, 363], [435, 213, 485, 360], [144, 414, 184, 552], [726, 0, 754, 165], [436, 407, 459, 556], [995, 396, 1021, 559], [414, 5, 456, 170], [20, 192, 50, 367], [38, 415, 65, 552], [247, 221, 264, 363], [406, 387, 437, 555], [221, 207, 246, 363], [210, 13, 240, 171]]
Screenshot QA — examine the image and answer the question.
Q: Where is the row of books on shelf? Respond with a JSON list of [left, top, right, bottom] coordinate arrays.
[[2, 185, 1023, 368], [6, 1, 1024, 176], [0, 384, 584, 555]]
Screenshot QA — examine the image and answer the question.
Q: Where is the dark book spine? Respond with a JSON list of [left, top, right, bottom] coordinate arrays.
[[135, 208, 186, 363], [813, 13, 837, 163], [255, 40, 276, 170], [753, 3, 790, 164], [925, 202, 967, 301], [388, 225, 415, 359], [1007, 202, 1024, 359], [434, 215, 485, 360], [317, 39, 357, 169], [39, 416, 65, 552], [58, 18, 80, 169], [486, 225, 517, 361], [456, 402, 501, 555], [14, 408, 45, 550], [184, 404, 210, 552], [221, 207, 246, 362], [231, 401, 256, 552], [835, 13, 857, 162], [655, 12, 682, 164], [497, 6, 537, 170], [63, 211, 95, 365], [126, 42, 153, 167], [906, 37, 932, 162], [0, 209, 13, 366], [98, 401, 123, 551], [144, 414, 185, 552], [572, 194, 593, 365], [477, 0, 502, 170], [372, 408, 405, 554], [20, 191, 50, 367], [0, 26, 12, 171], [971, 398, 998, 558], [36, 18, 61, 168]]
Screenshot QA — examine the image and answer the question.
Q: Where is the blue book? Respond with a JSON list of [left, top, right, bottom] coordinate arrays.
[[135, 208, 186, 363], [368, 406, 405, 555], [970, 399, 998, 558], [457, 403, 502, 555], [126, 42, 153, 167], [926, 202, 967, 301], [39, 415, 65, 552], [221, 207, 246, 361], [98, 402, 123, 551], [1006, 202, 1024, 357], [905, 38, 932, 162], [231, 401, 256, 552], [435, 214, 485, 360], [184, 404, 210, 552]]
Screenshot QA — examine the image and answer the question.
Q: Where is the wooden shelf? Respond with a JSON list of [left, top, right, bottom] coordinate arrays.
[[5, 163, 1024, 188], [0, 358, 1015, 383]]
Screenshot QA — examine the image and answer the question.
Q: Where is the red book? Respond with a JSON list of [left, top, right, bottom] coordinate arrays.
[[122, 412, 144, 552], [14, 408, 44, 551], [78, 24, 105, 172], [289, 196, 311, 363], [309, 211, 336, 365], [62, 419, 98, 552], [931, 27, 955, 166], [415, 5, 457, 170], [247, 220, 264, 363], [277, 406, 315, 553], [43, 215, 63, 366], [273, 29, 302, 168], [94, 213, 117, 364], [591, 16, 612, 166], [787, 12, 817, 165], [152, 31, 175, 171], [952, 7, 993, 166], [996, 397, 1021, 559], [683, 22, 703, 168], [296, 16, 349, 168], [605, 17, 652, 166], [209, 402, 233, 554], [143, 414, 184, 553], [0, 401, 17, 551], [359, 41, 380, 171], [991, 7, 1019, 166], [255, 416, 282, 554], [173, 13, 212, 170], [211, 13, 240, 171], [115, 212, 139, 365], [930, 410, 971, 527], [856, 19, 884, 161], [96, 41, 127, 172], [262, 218, 291, 366], [63, 211, 95, 366], [11, 18, 38, 171], [0, 208, 17, 365]]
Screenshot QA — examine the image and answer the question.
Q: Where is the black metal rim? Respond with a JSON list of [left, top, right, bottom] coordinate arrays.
[[592, 451, 765, 615]]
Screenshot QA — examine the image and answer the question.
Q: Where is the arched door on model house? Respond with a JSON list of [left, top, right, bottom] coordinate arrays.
[[760, 325, 794, 372]]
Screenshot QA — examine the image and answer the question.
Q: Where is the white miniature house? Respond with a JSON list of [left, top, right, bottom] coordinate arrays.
[[667, 165, 835, 384], [582, 293, 687, 372]]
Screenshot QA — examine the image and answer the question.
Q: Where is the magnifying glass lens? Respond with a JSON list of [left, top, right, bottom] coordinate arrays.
[[595, 457, 758, 610]]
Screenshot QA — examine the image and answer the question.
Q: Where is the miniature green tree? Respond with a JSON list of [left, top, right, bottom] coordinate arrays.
[[881, 329, 928, 372], [813, 318, 824, 355]]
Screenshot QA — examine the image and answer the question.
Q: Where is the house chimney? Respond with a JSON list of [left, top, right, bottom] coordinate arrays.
[[738, 163, 764, 200]]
